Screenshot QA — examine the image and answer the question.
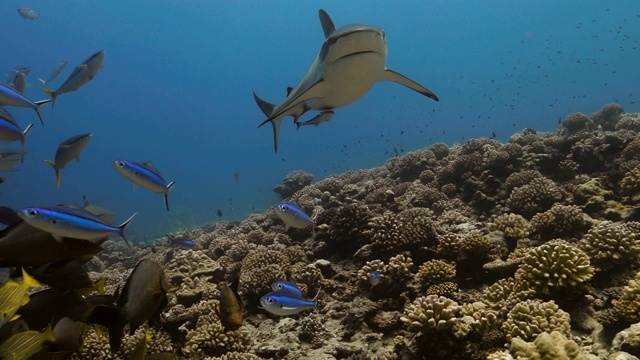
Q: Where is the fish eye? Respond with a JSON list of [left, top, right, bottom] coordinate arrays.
[[117, 161, 125, 167], [28, 210, 38, 216], [279, 205, 287, 212], [267, 298, 274, 304]]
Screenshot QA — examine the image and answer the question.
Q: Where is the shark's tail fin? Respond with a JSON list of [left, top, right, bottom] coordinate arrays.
[[253, 92, 282, 153]]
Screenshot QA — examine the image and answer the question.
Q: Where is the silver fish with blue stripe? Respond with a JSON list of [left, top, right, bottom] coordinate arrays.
[[113, 160, 176, 211], [17, 205, 136, 248], [0, 118, 33, 162], [274, 202, 314, 231], [260, 289, 319, 316], [0, 83, 48, 126], [271, 280, 303, 297]]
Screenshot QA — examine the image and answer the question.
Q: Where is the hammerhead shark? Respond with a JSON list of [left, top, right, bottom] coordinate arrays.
[[254, 9, 439, 152]]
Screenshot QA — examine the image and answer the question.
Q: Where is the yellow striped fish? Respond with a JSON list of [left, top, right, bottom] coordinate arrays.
[[0, 325, 56, 360], [0, 269, 41, 327]]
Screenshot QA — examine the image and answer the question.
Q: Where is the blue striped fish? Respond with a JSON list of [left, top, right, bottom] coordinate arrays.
[[0, 83, 47, 126], [17, 205, 136, 248], [271, 280, 303, 297], [112, 160, 176, 211], [0, 325, 56, 360], [274, 202, 314, 230], [259, 289, 319, 316]]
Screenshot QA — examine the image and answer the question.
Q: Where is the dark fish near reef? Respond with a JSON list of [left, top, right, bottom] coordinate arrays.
[[271, 280, 303, 297], [0, 217, 107, 268], [17, 205, 136, 248], [82, 195, 115, 223], [26, 256, 98, 290], [274, 202, 314, 231], [0, 83, 48, 126], [0, 269, 40, 327], [88, 259, 170, 352], [165, 233, 195, 249], [112, 160, 176, 211], [255, 9, 438, 152], [211, 247, 225, 260], [41, 50, 105, 111], [0, 325, 55, 360], [233, 171, 239, 184], [44, 133, 93, 188], [260, 289, 320, 316], [48, 317, 83, 355], [216, 208, 223, 218], [216, 276, 243, 331]]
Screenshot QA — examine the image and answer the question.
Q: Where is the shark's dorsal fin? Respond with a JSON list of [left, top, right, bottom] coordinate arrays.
[[318, 10, 336, 38]]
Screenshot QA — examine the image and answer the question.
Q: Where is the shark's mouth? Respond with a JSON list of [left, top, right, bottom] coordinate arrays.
[[335, 51, 382, 62]]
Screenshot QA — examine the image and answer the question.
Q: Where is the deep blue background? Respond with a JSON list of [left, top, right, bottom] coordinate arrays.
[[1, 1, 638, 241]]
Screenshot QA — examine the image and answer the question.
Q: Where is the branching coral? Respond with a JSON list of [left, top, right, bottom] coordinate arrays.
[[182, 311, 252, 357], [494, 213, 531, 240], [514, 243, 594, 295], [502, 299, 571, 341], [273, 170, 314, 199], [239, 247, 290, 295], [578, 221, 639, 271], [506, 177, 562, 218], [530, 204, 591, 240], [620, 166, 640, 200], [510, 331, 588, 360], [560, 113, 592, 136], [613, 271, 640, 324], [591, 103, 624, 131], [416, 259, 456, 289], [396, 207, 439, 247], [482, 278, 535, 314], [400, 295, 460, 333]]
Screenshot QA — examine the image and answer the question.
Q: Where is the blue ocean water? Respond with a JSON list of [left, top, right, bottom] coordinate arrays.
[[1, 1, 638, 242]]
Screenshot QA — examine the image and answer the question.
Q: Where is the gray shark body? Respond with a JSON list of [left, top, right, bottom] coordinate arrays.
[[255, 9, 439, 152]]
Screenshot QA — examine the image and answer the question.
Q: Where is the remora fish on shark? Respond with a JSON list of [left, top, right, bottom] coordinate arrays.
[[255, 9, 439, 152]]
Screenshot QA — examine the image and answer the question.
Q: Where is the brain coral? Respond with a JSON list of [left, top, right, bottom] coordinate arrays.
[[510, 331, 588, 360], [502, 299, 571, 341], [494, 213, 531, 240], [578, 221, 639, 271], [530, 204, 590, 240], [400, 295, 460, 333], [506, 177, 562, 218], [514, 243, 594, 295]]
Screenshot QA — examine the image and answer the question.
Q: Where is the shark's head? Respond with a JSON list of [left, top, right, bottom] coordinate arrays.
[[320, 25, 387, 64]]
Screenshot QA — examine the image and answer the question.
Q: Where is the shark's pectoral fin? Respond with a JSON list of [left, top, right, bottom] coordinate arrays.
[[254, 92, 276, 120], [381, 69, 439, 102], [318, 10, 336, 38]]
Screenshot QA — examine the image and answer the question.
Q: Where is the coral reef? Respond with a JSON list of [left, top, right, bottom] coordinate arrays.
[[502, 299, 571, 341], [578, 221, 639, 271], [400, 295, 460, 333], [510, 331, 588, 360]]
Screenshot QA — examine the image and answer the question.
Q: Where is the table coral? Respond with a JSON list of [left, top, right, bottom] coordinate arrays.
[[514, 243, 594, 295], [400, 295, 461, 333], [578, 221, 639, 271], [502, 299, 571, 341]]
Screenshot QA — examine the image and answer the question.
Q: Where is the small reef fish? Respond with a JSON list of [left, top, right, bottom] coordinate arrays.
[[0, 326, 56, 360], [217, 276, 243, 332], [259, 289, 320, 316], [112, 160, 176, 211], [369, 271, 382, 289], [17, 205, 136, 247], [88, 259, 170, 352], [274, 202, 315, 230], [0, 83, 47, 126], [0, 118, 33, 162], [271, 280, 303, 297], [39, 60, 69, 87], [0, 269, 41, 327], [82, 195, 115, 223], [233, 171, 239, 184], [49, 317, 83, 355], [216, 208, 223, 218], [296, 110, 334, 130], [17, 7, 40, 21], [41, 50, 105, 111], [44, 133, 92, 188], [165, 233, 195, 249]]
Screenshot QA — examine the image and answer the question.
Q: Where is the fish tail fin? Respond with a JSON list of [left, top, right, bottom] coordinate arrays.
[[20, 124, 33, 163], [44, 160, 61, 188], [41, 88, 57, 115], [37, 78, 46, 86], [87, 305, 125, 352], [93, 277, 106, 295], [117, 212, 137, 248], [21, 268, 41, 289], [296, 121, 302, 131], [164, 182, 176, 211]]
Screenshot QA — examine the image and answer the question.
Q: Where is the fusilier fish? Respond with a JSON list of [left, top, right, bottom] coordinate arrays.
[[39, 60, 69, 87], [17, 205, 136, 247], [17, 7, 40, 22], [0, 118, 33, 162], [0, 83, 48, 125], [165, 233, 195, 249], [88, 259, 170, 351], [260, 289, 320, 316], [274, 202, 314, 230], [271, 280, 303, 297], [41, 50, 105, 111], [113, 160, 176, 211], [44, 133, 93, 188]]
